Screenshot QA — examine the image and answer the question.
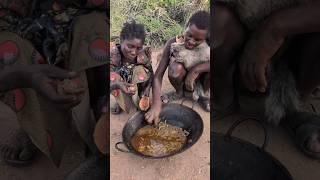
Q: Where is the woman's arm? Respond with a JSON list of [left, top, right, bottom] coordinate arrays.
[[0, 65, 81, 107], [0, 65, 28, 92]]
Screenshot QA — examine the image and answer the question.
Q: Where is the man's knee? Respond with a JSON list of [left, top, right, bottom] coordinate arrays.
[[214, 4, 245, 48], [213, 5, 245, 76], [168, 62, 186, 80]]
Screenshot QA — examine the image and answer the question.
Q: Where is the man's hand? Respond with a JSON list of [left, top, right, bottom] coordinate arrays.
[[239, 20, 284, 93], [239, 37, 270, 93], [185, 70, 199, 91], [28, 65, 84, 109], [144, 105, 161, 125]]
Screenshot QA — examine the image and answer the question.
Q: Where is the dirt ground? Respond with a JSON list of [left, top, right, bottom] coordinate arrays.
[[213, 96, 320, 180], [3, 49, 319, 180], [0, 49, 210, 180], [0, 102, 86, 180], [110, 50, 211, 180]]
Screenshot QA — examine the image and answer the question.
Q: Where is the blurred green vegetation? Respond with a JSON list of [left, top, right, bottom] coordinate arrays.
[[111, 0, 209, 47]]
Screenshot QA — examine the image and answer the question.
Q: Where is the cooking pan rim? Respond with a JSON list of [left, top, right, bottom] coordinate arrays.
[[212, 131, 293, 180], [120, 103, 204, 159]]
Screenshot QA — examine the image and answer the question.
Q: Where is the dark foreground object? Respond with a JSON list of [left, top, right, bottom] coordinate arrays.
[[212, 119, 292, 180], [65, 156, 108, 180]]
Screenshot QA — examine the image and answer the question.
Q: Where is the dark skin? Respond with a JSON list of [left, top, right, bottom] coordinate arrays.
[[121, 38, 143, 63], [112, 38, 152, 97], [214, 2, 320, 155], [145, 24, 210, 124], [0, 65, 83, 109], [212, 5, 245, 111], [0, 65, 84, 162], [0, 0, 107, 171]]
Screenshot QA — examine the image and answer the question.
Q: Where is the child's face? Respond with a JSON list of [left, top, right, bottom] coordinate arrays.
[[120, 38, 144, 61], [184, 24, 208, 50]]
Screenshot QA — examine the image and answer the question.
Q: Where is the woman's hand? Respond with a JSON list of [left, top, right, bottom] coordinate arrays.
[[111, 81, 136, 95], [27, 65, 84, 109]]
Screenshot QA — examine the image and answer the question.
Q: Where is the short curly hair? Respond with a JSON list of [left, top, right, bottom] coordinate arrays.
[[120, 21, 146, 43], [187, 10, 210, 30]]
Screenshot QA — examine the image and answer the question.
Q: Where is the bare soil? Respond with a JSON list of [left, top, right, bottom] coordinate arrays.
[[110, 49, 210, 180]]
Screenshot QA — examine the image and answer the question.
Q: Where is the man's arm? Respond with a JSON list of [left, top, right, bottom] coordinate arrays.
[[190, 61, 210, 74], [272, 1, 320, 38], [145, 37, 176, 124], [255, 0, 320, 61], [240, 1, 320, 92], [152, 38, 176, 108], [185, 61, 210, 91]]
